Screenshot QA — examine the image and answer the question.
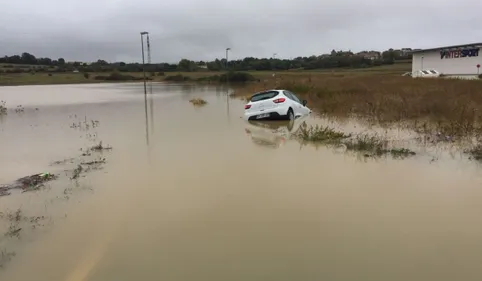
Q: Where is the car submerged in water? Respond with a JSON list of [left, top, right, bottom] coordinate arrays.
[[243, 89, 311, 121]]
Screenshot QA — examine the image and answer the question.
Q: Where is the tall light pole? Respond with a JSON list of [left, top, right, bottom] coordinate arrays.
[[272, 53, 277, 71], [225, 48, 231, 70], [140, 31, 149, 95]]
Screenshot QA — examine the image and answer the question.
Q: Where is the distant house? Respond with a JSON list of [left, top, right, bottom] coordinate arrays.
[[198, 65, 208, 69], [356, 51, 381, 60], [401, 48, 412, 56]]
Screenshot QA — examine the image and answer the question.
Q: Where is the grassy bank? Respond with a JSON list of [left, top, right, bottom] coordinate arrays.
[[0, 71, 238, 86], [0, 72, 154, 86], [0, 61, 411, 86]]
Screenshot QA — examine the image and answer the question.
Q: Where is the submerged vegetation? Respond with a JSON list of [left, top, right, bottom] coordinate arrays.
[[296, 123, 351, 143], [94, 72, 144, 81], [165, 71, 256, 83], [164, 74, 191, 82], [465, 144, 482, 161], [213, 71, 256, 83], [296, 122, 416, 158], [189, 98, 207, 106], [0, 248, 16, 268], [0, 101, 6, 115]]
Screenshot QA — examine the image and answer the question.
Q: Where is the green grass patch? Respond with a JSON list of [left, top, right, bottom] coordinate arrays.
[[297, 122, 416, 158]]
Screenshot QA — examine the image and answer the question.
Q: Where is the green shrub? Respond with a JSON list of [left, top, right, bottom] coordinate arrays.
[[94, 72, 142, 81]]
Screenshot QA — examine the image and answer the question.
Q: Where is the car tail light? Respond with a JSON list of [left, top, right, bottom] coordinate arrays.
[[245, 104, 251, 109], [273, 98, 285, 103]]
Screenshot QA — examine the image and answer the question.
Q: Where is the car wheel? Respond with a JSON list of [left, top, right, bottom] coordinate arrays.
[[286, 109, 294, 121]]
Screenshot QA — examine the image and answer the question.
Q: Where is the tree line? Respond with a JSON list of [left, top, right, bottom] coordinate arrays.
[[0, 49, 411, 74]]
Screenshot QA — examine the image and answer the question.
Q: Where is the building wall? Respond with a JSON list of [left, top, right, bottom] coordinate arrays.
[[412, 48, 482, 75]]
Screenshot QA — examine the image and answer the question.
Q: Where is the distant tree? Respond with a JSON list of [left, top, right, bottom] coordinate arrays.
[[95, 59, 108, 66], [1, 47, 412, 73], [21, 52, 37, 64], [178, 59, 196, 72], [37, 57, 52, 65]]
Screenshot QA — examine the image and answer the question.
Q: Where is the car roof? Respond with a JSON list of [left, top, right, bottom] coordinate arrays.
[[254, 89, 283, 94]]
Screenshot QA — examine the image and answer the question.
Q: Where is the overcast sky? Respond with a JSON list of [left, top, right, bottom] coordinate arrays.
[[1, 0, 481, 63]]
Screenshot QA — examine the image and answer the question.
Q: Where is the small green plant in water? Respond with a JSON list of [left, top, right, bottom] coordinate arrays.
[[388, 148, 416, 159], [0, 101, 7, 115], [189, 98, 207, 106], [344, 134, 387, 154], [465, 144, 482, 161], [298, 123, 416, 158], [0, 248, 16, 268], [297, 122, 351, 143], [344, 135, 416, 158]]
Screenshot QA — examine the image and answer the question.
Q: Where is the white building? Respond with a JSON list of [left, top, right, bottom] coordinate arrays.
[[411, 43, 482, 79]]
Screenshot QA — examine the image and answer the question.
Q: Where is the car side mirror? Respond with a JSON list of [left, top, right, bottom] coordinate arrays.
[[302, 100, 307, 106]]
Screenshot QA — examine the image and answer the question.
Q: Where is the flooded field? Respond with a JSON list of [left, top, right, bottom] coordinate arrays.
[[1, 82, 482, 281]]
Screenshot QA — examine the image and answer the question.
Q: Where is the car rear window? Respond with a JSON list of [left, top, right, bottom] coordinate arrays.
[[422, 70, 430, 74], [429, 70, 438, 74], [250, 91, 279, 102]]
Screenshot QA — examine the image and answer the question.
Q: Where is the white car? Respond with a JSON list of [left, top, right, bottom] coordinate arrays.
[[243, 89, 311, 121]]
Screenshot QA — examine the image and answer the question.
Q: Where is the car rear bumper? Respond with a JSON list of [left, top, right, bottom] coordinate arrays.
[[243, 106, 289, 121], [245, 111, 287, 121]]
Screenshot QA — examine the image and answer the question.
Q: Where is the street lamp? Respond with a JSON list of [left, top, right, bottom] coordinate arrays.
[[421, 56, 424, 71], [140, 31, 149, 95], [226, 48, 231, 70], [272, 53, 277, 71]]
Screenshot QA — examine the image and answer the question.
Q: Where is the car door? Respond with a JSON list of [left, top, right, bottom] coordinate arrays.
[[283, 91, 302, 117], [287, 91, 309, 116], [291, 92, 311, 115]]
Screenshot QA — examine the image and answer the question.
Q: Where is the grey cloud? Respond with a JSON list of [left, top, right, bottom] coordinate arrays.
[[1, 0, 482, 63]]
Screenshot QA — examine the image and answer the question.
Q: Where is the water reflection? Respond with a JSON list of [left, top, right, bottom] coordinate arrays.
[[244, 119, 299, 149], [143, 84, 150, 146], [149, 79, 154, 135]]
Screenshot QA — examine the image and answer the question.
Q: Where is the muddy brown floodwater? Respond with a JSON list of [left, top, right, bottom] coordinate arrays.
[[2, 82, 482, 281]]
